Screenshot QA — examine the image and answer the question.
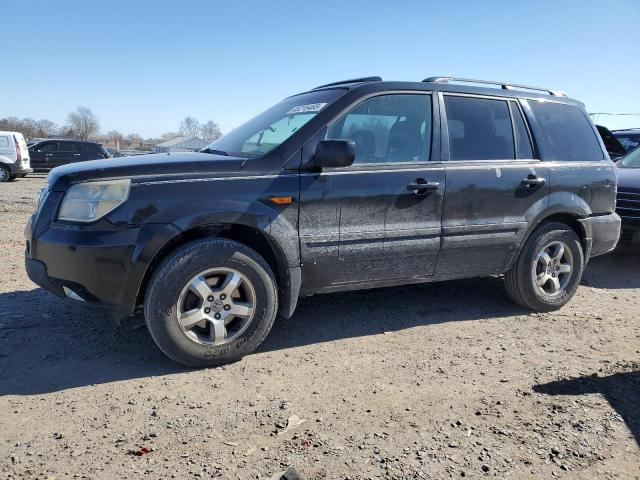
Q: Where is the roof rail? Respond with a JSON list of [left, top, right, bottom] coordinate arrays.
[[422, 76, 567, 97], [313, 76, 382, 90]]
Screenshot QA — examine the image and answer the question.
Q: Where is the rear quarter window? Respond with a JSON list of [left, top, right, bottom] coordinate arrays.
[[0, 136, 10, 150], [530, 101, 604, 161]]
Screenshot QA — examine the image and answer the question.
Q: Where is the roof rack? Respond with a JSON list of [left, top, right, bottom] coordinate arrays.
[[313, 76, 382, 90], [422, 76, 567, 97]]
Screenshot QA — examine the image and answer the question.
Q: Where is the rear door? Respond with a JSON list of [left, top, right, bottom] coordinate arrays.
[[299, 92, 445, 290], [53, 141, 79, 167], [436, 93, 549, 278], [14, 133, 30, 168]]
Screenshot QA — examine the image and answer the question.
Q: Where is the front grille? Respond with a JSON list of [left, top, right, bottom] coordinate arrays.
[[619, 228, 636, 243], [616, 188, 640, 220]]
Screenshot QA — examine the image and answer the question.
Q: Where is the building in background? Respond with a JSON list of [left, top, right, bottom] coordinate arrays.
[[154, 137, 207, 153]]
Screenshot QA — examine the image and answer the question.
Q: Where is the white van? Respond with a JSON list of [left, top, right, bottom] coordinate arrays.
[[0, 131, 32, 182]]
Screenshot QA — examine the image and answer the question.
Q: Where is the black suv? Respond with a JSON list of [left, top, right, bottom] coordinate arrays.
[[29, 140, 110, 171], [25, 76, 621, 367]]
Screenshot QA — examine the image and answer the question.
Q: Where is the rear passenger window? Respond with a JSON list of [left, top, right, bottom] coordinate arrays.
[[510, 102, 534, 159], [327, 94, 432, 164], [530, 101, 603, 161], [59, 142, 76, 152], [445, 96, 514, 160], [0, 136, 9, 149]]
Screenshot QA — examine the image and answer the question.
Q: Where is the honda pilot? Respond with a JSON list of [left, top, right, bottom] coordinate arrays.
[[25, 76, 621, 367]]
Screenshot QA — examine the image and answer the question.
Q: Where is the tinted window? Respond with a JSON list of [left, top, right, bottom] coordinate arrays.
[[615, 133, 640, 152], [530, 101, 603, 161], [445, 96, 514, 160], [37, 142, 58, 152], [511, 102, 534, 159], [58, 142, 76, 152], [327, 94, 432, 164]]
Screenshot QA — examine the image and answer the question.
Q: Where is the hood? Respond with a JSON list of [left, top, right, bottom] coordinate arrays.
[[616, 164, 640, 191], [47, 152, 250, 190]]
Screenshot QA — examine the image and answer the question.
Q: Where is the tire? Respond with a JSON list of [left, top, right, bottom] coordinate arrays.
[[0, 166, 9, 183], [144, 238, 278, 367], [505, 222, 584, 312]]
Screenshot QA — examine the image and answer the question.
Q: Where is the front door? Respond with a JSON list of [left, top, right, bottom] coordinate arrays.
[[299, 92, 445, 292], [435, 93, 550, 278], [30, 141, 58, 170]]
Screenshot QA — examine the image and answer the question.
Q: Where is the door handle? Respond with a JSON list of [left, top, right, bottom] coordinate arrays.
[[521, 176, 546, 188], [73, 153, 81, 157], [407, 179, 440, 194]]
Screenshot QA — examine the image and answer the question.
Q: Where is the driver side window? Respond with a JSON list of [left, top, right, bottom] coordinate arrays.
[[327, 93, 432, 165], [38, 142, 58, 152]]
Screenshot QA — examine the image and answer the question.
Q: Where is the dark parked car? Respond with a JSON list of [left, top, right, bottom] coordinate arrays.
[[25, 76, 621, 367], [29, 140, 110, 171], [615, 146, 640, 243], [613, 128, 640, 153], [596, 125, 627, 160]]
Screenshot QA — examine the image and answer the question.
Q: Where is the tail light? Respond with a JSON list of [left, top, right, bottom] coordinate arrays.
[[14, 136, 22, 163]]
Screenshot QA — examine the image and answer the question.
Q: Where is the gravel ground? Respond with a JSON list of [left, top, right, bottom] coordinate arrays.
[[1, 175, 639, 479]]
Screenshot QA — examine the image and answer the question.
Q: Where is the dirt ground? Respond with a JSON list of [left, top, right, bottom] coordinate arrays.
[[1, 175, 638, 480]]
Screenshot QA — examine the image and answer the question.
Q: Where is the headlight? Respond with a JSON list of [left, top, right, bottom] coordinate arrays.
[[58, 179, 131, 222]]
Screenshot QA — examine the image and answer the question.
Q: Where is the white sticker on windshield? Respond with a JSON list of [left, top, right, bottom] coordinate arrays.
[[286, 103, 327, 115]]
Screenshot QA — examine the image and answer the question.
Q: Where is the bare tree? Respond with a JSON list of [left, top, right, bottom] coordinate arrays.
[[107, 130, 123, 149], [36, 119, 58, 137], [0, 116, 57, 139], [67, 107, 100, 140], [179, 116, 201, 138], [200, 121, 222, 142], [125, 133, 143, 150], [160, 131, 180, 141]]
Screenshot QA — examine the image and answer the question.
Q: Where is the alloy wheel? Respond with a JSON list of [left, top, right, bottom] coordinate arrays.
[[533, 241, 573, 296], [177, 267, 256, 346]]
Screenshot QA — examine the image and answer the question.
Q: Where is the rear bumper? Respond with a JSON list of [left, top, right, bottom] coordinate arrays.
[[6, 162, 32, 175], [578, 212, 621, 258]]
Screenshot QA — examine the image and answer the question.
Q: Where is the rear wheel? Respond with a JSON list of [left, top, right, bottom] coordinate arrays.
[[0, 166, 10, 183], [144, 238, 278, 367], [505, 222, 584, 312]]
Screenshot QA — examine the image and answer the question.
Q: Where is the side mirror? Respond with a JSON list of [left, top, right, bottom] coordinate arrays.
[[313, 140, 355, 169]]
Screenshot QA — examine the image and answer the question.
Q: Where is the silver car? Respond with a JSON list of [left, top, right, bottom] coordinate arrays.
[[0, 131, 32, 182]]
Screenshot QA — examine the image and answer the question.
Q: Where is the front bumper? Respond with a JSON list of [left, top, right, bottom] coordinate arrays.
[[25, 209, 181, 313], [619, 218, 640, 244], [578, 212, 621, 258]]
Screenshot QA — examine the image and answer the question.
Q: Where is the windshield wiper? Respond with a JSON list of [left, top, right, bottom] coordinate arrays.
[[201, 147, 229, 156]]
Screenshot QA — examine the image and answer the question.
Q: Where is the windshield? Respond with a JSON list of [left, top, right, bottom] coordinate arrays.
[[619, 146, 640, 168], [202, 89, 345, 158]]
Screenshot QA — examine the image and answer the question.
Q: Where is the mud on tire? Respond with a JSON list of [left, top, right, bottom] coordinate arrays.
[[505, 222, 584, 312], [144, 238, 278, 367]]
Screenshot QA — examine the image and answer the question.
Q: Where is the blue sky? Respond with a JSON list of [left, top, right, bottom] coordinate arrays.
[[3, 0, 639, 137]]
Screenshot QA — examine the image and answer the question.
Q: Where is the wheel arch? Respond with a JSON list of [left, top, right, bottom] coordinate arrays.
[[135, 222, 300, 318], [508, 211, 589, 271]]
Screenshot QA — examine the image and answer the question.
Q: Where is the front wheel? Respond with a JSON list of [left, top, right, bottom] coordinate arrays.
[[144, 238, 278, 367], [505, 222, 584, 312]]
